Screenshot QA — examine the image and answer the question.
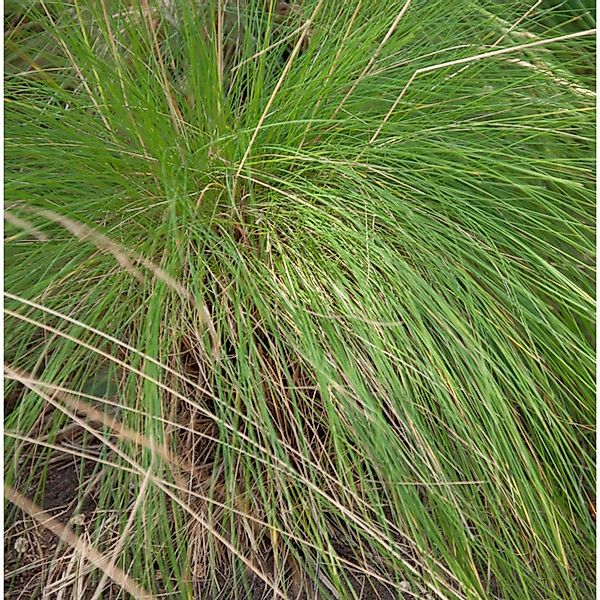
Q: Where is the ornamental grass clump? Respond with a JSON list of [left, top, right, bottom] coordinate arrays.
[[4, 1, 595, 599]]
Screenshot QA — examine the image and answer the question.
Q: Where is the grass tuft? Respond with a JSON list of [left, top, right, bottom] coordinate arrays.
[[5, 1, 595, 598]]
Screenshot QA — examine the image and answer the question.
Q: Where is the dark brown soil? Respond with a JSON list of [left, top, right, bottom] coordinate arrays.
[[4, 454, 98, 599]]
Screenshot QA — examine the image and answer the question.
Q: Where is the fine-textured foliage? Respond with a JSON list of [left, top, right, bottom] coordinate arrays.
[[5, 1, 595, 599]]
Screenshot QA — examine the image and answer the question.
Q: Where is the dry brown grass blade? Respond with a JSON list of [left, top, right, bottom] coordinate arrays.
[[139, 0, 184, 134], [330, 0, 412, 122], [444, 0, 542, 83], [90, 458, 154, 600], [4, 485, 157, 600], [369, 27, 596, 143], [6, 365, 199, 482], [14, 206, 220, 357], [38, 0, 113, 134], [233, 0, 326, 184], [4, 211, 49, 242], [504, 57, 596, 97], [298, 0, 363, 150], [5, 429, 138, 476]]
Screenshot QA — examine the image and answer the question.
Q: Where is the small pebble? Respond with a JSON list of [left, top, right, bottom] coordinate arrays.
[[70, 513, 86, 526], [14, 537, 28, 554]]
